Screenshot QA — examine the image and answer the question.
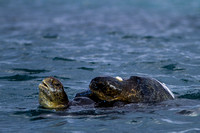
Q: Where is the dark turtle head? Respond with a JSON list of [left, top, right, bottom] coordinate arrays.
[[38, 77, 69, 109], [89, 76, 123, 102]]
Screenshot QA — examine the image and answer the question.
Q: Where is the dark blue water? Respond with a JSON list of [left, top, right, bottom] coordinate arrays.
[[0, 0, 200, 132]]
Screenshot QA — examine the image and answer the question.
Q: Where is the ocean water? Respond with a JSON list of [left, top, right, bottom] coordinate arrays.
[[0, 0, 200, 132]]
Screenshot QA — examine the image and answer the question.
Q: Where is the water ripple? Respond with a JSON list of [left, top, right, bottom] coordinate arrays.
[[12, 68, 49, 74], [177, 110, 198, 117], [170, 128, 200, 133], [43, 33, 58, 39], [178, 90, 200, 100], [0, 74, 39, 81], [53, 57, 76, 62], [13, 108, 125, 121], [161, 64, 185, 71], [0, 0, 200, 132], [161, 118, 191, 124], [77, 67, 94, 71]]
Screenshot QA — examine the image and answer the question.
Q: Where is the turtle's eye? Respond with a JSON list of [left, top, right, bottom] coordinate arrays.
[[54, 83, 60, 87]]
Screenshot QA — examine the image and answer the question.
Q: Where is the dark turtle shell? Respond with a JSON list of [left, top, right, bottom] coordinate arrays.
[[89, 76, 175, 103]]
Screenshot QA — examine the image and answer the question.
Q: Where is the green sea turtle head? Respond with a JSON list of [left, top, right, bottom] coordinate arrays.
[[89, 76, 123, 102], [38, 77, 69, 109]]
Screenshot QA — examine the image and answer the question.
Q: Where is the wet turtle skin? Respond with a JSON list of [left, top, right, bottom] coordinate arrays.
[[89, 76, 175, 103], [38, 77, 69, 109]]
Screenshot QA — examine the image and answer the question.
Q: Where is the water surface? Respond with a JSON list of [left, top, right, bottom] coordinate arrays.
[[0, 0, 200, 132]]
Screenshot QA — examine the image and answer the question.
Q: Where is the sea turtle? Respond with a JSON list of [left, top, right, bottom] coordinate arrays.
[[38, 76, 174, 109], [89, 76, 175, 103]]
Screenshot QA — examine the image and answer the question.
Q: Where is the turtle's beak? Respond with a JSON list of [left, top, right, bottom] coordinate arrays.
[[39, 78, 59, 93], [39, 81, 52, 92], [38, 78, 56, 102], [39, 81, 48, 91], [38, 80, 52, 100]]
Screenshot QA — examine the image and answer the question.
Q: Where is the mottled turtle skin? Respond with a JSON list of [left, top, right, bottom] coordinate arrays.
[[39, 77, 69, 109], [89, 76, 175, 103]]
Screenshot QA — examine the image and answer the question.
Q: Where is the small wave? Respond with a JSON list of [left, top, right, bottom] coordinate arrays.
[[107, 31, 119, 35], [122, 34, 155, 40], [122, 35, 138, 39], [142, 35, 155, 40], [180, 79, 192, 83], [13, 108, 125, 121], [170, 128, 200, 133], [12, 68, 49, 74], [54, 76, 71, 80], [178, 90, 200, 100], [177, 110, 198, 117], [43, 33, 58, 39], [0, 74, 38, 81], [13, 109, 57, 121], [77, 67, 94, 71], [161, 118, 191, 124], [53, 57, 76, 62], [5, 39, 32, 46], [161, 64, 185, 71], [13, 109, 54, 116], [25, 92, 39, 99]]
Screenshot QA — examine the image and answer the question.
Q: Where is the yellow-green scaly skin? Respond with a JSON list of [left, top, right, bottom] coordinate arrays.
[[38, 77, 69, 109]]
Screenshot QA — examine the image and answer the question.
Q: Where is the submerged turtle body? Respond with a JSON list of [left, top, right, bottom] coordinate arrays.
[[89, 76, 175, 103]]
